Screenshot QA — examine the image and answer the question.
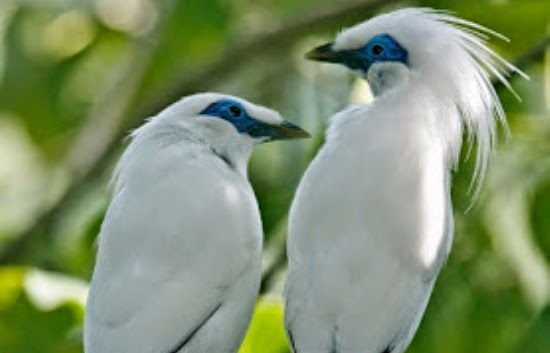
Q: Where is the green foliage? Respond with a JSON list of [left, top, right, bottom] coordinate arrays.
[[514, 305, 550, 353], [0, 0, 548, 352], [532, 181, 550, 263], [239, 298, 290, 353], [0, 267, 83, 353]]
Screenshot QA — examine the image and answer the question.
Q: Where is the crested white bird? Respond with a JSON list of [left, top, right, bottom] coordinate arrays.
[[84, 92, 309, 353], [284, 8, 526, 353]]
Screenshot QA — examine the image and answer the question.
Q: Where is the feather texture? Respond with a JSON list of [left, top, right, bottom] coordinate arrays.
[[334, 8, 525, 195], [85, 93, 307, 353], [285, 8, 524, 353]]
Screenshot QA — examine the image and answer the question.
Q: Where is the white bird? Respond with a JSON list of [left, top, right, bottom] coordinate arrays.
[[284, 8, 525, 353], [84, 92, 309, 353]]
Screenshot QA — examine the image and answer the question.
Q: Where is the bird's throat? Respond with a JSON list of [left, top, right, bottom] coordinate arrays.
[[366, 62, 410, 97]]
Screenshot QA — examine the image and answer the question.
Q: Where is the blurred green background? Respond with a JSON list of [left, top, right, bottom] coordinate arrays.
[[0, 0, 548, 352]]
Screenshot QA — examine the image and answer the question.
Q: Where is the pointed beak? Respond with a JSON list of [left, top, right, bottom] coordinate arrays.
[[305, 42, 341, 63], [268, 120, 310, 141], [248, 119, 310, 141]]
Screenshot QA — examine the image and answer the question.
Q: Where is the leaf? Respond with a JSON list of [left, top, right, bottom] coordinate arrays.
[[512, 305, 550, 353], [239, 297, 290, 353], [0, 266, 83, 353]]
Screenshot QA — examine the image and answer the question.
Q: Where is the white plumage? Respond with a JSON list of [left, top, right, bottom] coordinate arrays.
[[285, 8, 525, 353], [84, 93, 308, 353]]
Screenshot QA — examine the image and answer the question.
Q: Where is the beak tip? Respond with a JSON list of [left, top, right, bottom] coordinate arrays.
[[304, 50, 317, 61], [304, 42, 338, 63], [278, 120, 310, 140], [294, 131, 311, 139]]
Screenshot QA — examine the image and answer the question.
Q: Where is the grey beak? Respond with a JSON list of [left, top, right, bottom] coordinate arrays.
[[248, 119, 310, 141], [268, 120, 311, 141], [305, 42, 341, 63]]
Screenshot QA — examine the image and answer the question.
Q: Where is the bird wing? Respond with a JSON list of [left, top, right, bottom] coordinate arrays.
[[85, 150, 260, 353]]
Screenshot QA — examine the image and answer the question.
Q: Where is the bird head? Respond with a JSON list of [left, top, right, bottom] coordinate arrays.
[[198, 96, 310, 142], [160, 93, 309, 143], [306, 8, 526, 197], [135, 93, 309, 176], [306, 32, 409, 96], [305, 8, 524, 97]]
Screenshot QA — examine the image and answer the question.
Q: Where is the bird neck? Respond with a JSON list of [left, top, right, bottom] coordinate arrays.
[[370, 71, 464, 172], [367, 62, 410, 96], [209, 143, 252, 177], [180, 119, 254, 177]]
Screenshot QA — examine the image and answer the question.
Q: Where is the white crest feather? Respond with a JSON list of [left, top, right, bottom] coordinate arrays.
[[335, 8, 527, 198]]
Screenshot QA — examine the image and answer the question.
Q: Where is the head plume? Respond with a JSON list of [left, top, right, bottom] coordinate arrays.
[[335, 8, 527, 197]]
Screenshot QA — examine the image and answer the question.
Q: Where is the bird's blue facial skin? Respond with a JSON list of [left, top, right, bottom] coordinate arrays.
[[340, 34, 408, 72], [200, 99, 271, 138]]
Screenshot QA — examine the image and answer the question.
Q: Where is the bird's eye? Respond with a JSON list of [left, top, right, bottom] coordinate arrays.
[[229, 105, 242, 118], [371, 44, 384, 56]]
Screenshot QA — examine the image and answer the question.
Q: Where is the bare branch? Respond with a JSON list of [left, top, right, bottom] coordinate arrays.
[[138, 0, 395, 115]]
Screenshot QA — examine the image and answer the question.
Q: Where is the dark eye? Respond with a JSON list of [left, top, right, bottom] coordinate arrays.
[[371, 44, 384, 56], [229, 105, 242, 118]]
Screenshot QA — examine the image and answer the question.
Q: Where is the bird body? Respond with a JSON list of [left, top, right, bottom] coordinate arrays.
[[285, 8, 523, 353], [286, 100, 452, 353], [85, 93, 308, 353]]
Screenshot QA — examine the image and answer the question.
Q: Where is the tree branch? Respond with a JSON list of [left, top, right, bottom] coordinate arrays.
[[138, 0, 394, 115]]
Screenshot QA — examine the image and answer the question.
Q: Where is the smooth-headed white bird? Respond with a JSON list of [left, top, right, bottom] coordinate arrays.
[[285, 8, 525, 353], [84, 93, 309, 353]]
